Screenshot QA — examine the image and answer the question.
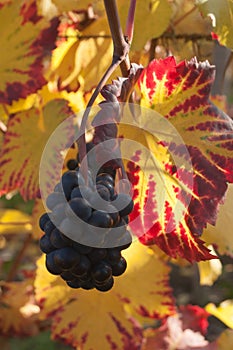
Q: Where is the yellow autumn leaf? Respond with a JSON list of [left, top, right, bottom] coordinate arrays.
[[0, 280, 40, 336], [34, 241, 175, 349], [216, 329, 233, 350], [202, 184, 233, 256], [119, 0, 173, 50], [198, 246, 222, 286], [205, 300, 233, 329], [0, 209, 32, 235], [0, 99, 73, 199], [51, 0, 102, 13], [196, 0, 233, 49]]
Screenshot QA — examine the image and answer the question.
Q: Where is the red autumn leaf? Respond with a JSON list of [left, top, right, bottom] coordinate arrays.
[[123, 56, 233, 261], [0, 1, 59, 104]]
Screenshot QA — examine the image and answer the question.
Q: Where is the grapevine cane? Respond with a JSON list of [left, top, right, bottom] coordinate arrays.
[[78, 0, 136, 183]]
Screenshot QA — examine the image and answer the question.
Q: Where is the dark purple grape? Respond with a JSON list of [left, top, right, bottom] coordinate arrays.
[[39, 234, 55, 254], [114, 193, 134, 217], [60, 232, 73, 245], [45, 252, 62, 275], [71, 186, 92, 200], [67, 159, 78, 170], [46, 192, 64, 210], [71, 255, 91, 277], [67, 279, 81, 289], [60, 270, 75, 281], [39, 213, 50, 231], [44, 220, 56, 235], [111, 257, 127, 276], [72, 242, 93, 255], [61, 171, 80, 199], [92, 262, 112, 283], [97, 180, 114, 197], [50, 228, 67, 249], [50, 203, 66, 225], [96, 184, 111, 201], [78, 273, 92, 283], [88, 248, 107, 264], [67, 198, 92, 221], [89, 210, 112, 228], [80, 280, 94, 290], [106, 248, 121, 264], [95, 277, 114, 292], [96, 173, 114, 185], [53, 247, 80, 270]]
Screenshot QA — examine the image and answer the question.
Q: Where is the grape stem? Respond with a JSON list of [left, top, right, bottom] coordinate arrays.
[[78, 0, 137, 183]]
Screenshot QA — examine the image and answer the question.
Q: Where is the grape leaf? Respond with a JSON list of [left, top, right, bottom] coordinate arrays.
[[198, 246, 222, 285], [51, 0, 103, 13], [196, 0, 233, 49], [206, 300, 233, 329], [35, 242, 175, 350], [119, 0, 173, 50], [0, 1, 59, 104], [0, 209, 32, 235], [0, 99, 73, 200], [0, 280, 39, 336], [50, 17, 114, 93], [202, 184, 233, 256], [124, 56, 233, 261], [215, 329, 233, 350]]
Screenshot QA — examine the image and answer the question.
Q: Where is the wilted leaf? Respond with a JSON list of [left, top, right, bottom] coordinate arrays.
[[0, 209, 32, 235], [35, 241, 175, 349], [125, 56, 233, 261], [119, 0, 173, 50], [206, 300, 233, 329], [203, 184, 233, 256], [198, 246, 222, 285], [0, 0, 58, 104], [196, 0, 233, 49], [0, 99, 73, 199], [0, 280, 40, 336]]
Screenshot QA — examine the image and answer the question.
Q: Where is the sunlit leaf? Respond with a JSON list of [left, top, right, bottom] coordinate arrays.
[[125, 56, 233, 261], [203, 184, 233, 256], [0, 209, 32, 235], [35, 241, 175, 349], [196, 0, 233, 49], [206, 300, 233, 329], [0, 99, 73, 199], [0, 0, 59, 104], [198, 246, 222, 285], [50, 18, 114, 93], [216, 329, 233, 350], [0, 280, 40, 336]]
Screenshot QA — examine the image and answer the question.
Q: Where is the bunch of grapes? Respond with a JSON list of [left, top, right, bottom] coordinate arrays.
[[39, 163, 134, 292]]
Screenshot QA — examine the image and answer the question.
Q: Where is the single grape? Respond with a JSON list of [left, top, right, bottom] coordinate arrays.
[[44, 220, 56, 235], [39, 234, 55, 254], [96, 184, 111, 201], [50, 203, 67, 225], [71, 186, 93, 201], [88, 248, 107, 264], [72, 242, 93, 255], [96, 173, 114, 185], [50, 228, 67, 249], [92, 262, 112, 283], [106, 248, 121, 264], [88, 210, 112, 228], [67, 279, 81, 289], [111, 257, 127, 276], [95, 277, 114, 292], [53, 247, 80, 270], [67, 159, 78, 170], [113, 193, 134, 217], [46, 192, 64, 210], [97, 180, 114, 198], [45, 252, 62, 275], [39, 213, 50, 231], [71, 255, 91, 277], [80, 280, 94, 290], [78, 273, 92, 283], [60, 270, 75, 281], [61, 171, 80, 199], [66, 197, 92, 221]]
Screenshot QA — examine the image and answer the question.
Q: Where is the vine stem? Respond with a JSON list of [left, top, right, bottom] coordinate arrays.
[[78, 0, 133, 182], [5, 234, 32, 282]]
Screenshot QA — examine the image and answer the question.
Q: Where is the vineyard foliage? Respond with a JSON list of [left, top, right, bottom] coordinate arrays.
[[0, 0, 233, 349]]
